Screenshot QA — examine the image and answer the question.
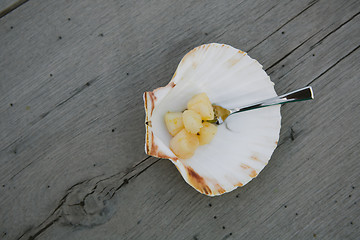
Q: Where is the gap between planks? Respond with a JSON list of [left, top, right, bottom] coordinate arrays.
[[0, 0, 29, 18]]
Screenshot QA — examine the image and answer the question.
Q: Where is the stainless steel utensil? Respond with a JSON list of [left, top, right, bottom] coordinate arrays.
[[210, 86, 314, 125]]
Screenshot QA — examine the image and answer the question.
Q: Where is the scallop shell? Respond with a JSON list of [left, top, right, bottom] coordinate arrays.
[[144, 43, 281, 196]]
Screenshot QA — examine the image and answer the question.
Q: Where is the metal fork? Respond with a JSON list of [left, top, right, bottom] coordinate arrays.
[[210, 86, 314, 125]]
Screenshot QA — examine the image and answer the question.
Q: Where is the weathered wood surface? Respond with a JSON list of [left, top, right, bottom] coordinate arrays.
[[0, 0, 28, 18], [0, 0, 359, 239]]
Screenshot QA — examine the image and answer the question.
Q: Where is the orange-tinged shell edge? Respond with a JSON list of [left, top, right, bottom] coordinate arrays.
[[144, 78, 178, 161]]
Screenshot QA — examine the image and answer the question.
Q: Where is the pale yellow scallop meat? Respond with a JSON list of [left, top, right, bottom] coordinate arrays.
[[187, 93, 214, 120], [182, 109, 203, 134], [170, 129, 199, 159], [198, 122, 218, 145], [164, 112, 184, 136]]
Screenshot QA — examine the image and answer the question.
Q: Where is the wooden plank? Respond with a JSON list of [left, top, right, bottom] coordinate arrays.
[[32, 7, 360, 240], [0, 1, 314, 238], [0, 0, 359, 239], [42, 21, 360, 240]]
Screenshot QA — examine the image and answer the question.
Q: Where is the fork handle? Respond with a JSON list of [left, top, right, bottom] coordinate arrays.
[[230, 86, 314, 114]]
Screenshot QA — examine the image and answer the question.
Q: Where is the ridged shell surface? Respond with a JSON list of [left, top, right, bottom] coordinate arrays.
[[144, 43, 281, 196]]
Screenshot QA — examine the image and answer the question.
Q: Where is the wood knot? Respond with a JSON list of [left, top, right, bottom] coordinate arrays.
[[61, 179, 117, 227]]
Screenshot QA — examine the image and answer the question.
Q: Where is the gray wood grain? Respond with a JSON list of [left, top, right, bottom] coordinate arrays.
[[0, 0, 359, 239], [0, 0, 16, 12], [0, 0, 28, 18]]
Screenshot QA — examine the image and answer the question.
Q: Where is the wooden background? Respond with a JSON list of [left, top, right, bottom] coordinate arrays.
[[1, 0, 359, 239]]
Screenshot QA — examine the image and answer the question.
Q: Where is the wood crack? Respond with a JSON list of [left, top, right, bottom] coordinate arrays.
[[254, 4, 277, 21], [308, 11, 360, 52], [306, 44, 360, 86], [9, 161, 34, 180], [27, 217, 60, 240], [274, 11, 360, 82], [28, 76, 100, 127], [296, 11, 360, 61], [16, 156, 159, 239], [0, 0, 29, 18], [248, 0, 320, 52], [290, 127, 295, 141], [265, 30, 322, 72], [94, 156, 152, 186], [55, 78, 99, 109], [0, 76, 101, 155]]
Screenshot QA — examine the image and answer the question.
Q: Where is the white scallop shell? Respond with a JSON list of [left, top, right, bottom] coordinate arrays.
[[144, 43, 281, 196]]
